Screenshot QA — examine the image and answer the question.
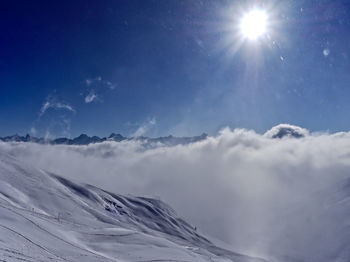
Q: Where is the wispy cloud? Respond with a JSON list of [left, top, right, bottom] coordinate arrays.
[[105, 81, 116, 90], [132, 117, 157, 137], [30, 127, 37, 135], [83, 76, 116, 103], [30, 95, 75, 138], [39, 97, 75, 117], [84, 90, 98, 103], [85, 76, 102, 87]]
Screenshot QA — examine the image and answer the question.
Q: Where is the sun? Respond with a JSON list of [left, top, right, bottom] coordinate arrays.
[[240, 9, 268, 40]]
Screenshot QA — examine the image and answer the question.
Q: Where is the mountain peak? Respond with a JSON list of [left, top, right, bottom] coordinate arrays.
[[108, 133, 126, 141], [264, 124, 309, 139]]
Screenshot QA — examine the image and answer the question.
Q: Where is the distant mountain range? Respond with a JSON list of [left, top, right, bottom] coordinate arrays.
[[0, 133, 208, 146]]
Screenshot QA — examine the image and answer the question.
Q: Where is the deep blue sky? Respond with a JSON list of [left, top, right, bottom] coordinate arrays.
[[1, 0, 350, 137]]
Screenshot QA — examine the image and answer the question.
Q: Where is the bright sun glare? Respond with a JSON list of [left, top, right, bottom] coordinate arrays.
[[240, 9, 268, 40]]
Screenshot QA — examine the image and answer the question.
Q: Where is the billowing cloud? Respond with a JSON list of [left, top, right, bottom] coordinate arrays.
[[1, 125, 350, 261]]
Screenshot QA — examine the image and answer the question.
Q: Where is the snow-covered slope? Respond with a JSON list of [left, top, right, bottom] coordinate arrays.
[[0, 152, 267, 262]]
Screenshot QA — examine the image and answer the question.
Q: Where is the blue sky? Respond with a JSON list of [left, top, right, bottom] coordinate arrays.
[[1, 0, 350, 137]]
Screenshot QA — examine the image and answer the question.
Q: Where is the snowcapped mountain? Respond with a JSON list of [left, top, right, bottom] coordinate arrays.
[[0, 133, 208, 146], [0, 151, 266, 262]]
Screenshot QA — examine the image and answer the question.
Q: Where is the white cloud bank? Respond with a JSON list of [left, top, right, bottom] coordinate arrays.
[[1, 125, 350, 261]]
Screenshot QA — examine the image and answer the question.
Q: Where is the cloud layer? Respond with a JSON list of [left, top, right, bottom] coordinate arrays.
[[1, 125, 350, 261]]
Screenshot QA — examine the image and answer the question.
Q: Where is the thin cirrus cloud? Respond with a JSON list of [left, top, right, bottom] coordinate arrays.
[[131, 117, 157, 137], [39, 97, 75, 117], [2, 124, 350, 261], [30, 96, 75, 138], [84, 76, 116, 104], [84, 90, 98, 103]]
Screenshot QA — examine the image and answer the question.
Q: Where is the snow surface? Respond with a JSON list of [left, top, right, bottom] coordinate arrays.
[[0, 152, 267, 262]]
